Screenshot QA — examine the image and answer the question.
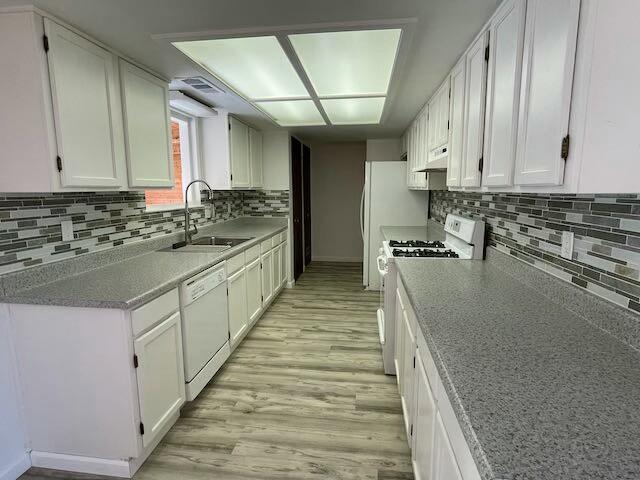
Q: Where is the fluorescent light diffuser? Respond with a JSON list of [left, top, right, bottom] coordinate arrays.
[[173, 36, 308, 100], [289, 29, 401, 97], [255, 100, 325, 126], [320, 97, 386, 125]]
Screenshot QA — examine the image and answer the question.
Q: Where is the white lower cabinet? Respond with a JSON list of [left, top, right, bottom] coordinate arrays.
[[261, 249, 274, 307], [412, 349, 437, 480], [133, 310, 185, 448], [280, 241, 288, 288], [273, 243, 282, 294], [227, 267, 248, 345], [396, 274, 481, 480], [432, 412, 464, 480], [246, 257, 263, 324]]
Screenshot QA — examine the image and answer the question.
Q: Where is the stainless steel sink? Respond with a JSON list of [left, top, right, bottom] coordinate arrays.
[[159, 244, 231, 254], [191, 236, 253, 247]]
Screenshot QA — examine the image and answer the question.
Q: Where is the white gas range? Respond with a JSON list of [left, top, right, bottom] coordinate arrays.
[[376, 214, 485, 375]]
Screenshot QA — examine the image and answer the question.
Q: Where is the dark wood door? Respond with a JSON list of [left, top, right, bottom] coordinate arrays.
[[303, 144, 312, 266], [291, 137, 304, 280]]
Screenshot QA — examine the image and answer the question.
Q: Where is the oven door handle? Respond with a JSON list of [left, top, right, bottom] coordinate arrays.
[[376, 255, 387, 276]]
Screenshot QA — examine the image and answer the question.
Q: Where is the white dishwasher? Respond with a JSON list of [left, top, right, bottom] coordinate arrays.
[[179, 262, 230, 401]]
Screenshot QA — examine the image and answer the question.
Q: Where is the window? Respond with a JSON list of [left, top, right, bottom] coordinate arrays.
[[145, 111, 200, 210]]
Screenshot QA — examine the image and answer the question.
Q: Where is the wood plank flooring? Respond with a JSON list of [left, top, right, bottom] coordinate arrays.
[[20, 262, 413, 480]]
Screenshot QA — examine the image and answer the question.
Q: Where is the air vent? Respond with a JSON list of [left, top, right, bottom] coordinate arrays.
[[178, 76, 223, 94]]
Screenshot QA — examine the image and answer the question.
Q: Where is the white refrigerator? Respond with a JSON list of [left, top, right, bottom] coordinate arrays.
[[361, 161, 428, 290]]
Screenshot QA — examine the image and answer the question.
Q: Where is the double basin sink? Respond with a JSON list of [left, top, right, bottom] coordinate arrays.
[[161, 236, 254, 254]]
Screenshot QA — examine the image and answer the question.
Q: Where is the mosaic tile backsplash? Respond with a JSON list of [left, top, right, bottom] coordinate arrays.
[[0, 189, 289, 275], [430, 191, 640, 315]]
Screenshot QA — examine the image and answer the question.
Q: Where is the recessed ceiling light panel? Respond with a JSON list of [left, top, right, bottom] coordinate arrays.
[[289, 29, 401, 97], [173, 36, 309, 100], [256, 100, 325, 126], [320, 97, 386, 125]]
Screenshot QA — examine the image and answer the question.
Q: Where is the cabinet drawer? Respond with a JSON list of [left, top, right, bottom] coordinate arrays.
[[245, 244, 260, 263], [131, 288, 179, 337], [260, 237, 273, 253], [227, 252, 245, 275]]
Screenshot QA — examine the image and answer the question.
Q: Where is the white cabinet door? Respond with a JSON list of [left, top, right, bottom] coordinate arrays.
[[134, 311, 185, 448], [412, 351, 437, 480], [246, 257, 263, 324], [460, 31, 489, 188], [228, 267, 248, 345], [447, 58, 466, 188], [433, 412, 463, 480], [427, 99, 437, 155], [394, 289, 405, 384], [229, 117, 251, 188], [514, 0, 580, 186], [415, 111, 427, 171], [261, 249, 274, 307], [482, 0, 526, 187], [280, 241, 288, 287], [436, 78, 450, 149], [401, 308, 416, 443], [44, 19, 126, 188], [249, 128, 263, 189], [120, 60, 173, 188], [273, 243, 282, 295]]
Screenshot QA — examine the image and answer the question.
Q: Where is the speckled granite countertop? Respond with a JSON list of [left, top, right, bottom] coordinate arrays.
[[0, 218, 287, 310], [395, 255, 640, 480], [380, 219, 445, 242]]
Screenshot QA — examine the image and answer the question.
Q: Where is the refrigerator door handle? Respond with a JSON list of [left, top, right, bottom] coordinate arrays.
[[359, 185, 366, 241]]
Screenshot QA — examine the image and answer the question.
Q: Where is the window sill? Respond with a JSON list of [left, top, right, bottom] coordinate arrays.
[[145, 202, 203, 213]]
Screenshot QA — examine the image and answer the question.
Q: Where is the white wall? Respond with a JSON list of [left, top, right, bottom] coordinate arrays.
[[262, 131, 290, 190], [310, 142, 366, 262], [366, 138, 401, 162], [0, 306, 30, 480]]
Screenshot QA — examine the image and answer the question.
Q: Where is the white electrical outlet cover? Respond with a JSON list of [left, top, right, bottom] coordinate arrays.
[[561, 231, 574, 260], [61, 219, 74, 242]]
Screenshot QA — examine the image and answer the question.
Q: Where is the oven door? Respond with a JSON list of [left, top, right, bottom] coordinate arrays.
[[376, 249, 387, 345]]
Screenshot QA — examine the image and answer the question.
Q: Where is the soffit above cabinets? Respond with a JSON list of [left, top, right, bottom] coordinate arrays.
[[171, 25, 404, 128]]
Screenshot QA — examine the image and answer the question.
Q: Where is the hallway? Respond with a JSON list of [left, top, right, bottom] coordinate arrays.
[[22, 262, 413, 480]]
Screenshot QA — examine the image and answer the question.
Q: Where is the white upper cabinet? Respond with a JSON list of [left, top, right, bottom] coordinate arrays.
[[460, 31, 489, 188], [514, 0, 580, 186], [447, 58, 466, 188], [424, 77, 450, 170], [201, 111, 263, 190], [120, 59, 173, 188], [229, 117, 251, 188], [481, 0, 526, 187], [44, 18, 127, 189], [249, 128, 263, 189]]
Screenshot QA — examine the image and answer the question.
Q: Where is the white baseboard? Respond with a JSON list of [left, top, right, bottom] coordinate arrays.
[[0, 453, 31, 480], [312, 256, 363, 262], [30, 451, 131, 478]]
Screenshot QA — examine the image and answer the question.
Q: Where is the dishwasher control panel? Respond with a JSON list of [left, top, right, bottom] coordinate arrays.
[[181, 263, 227, 304]]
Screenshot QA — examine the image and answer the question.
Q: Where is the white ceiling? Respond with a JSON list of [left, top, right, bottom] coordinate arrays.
[[0, 0, 499, 142]]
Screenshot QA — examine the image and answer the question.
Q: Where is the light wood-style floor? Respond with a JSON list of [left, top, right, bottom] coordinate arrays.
[[21, 262, 413, 480]]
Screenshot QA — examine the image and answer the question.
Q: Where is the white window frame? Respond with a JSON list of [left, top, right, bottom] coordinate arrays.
[[145, 110, 202, 212]]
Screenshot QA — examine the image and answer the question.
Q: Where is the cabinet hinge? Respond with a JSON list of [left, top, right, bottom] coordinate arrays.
[[478, 157, 484, 172], [230, 174, 233, 181], [413, 356, 416, 369], [410, 424, 413, 436], [133, 355, 138, 368], [43, 34, 49, 52], [228, 122, 231, 131], [228, 331, 231, 340], [485, 45, 490, 61], [447, 120, 450, 130], [56, 156, 62, 172], [561, 134, 570, 160], [139, 422, 145, 435], [261, 295, 264, 302]]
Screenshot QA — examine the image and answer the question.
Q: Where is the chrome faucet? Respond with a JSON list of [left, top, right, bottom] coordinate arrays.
[[184, 179, 214, 244]]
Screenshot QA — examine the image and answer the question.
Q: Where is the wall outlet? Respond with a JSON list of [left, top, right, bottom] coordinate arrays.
[[61, 219, 74, 242], [561, 231, 574, 259], [227, 203, 232, 215]]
